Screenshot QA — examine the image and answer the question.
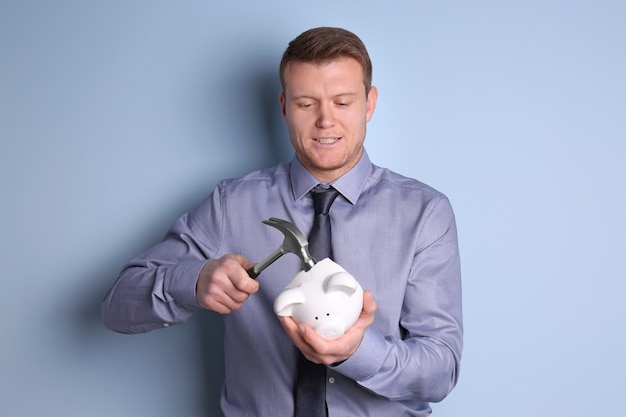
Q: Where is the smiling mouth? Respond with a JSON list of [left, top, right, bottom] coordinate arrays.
[[315, 137, 340, 144]]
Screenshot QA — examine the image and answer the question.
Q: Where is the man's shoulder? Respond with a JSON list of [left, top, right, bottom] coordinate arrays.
[[219, 162, 290, 189], [369, 164, 446, 200]]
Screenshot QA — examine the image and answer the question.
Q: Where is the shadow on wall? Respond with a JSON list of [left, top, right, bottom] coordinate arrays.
[[250, 66, 292, 165], [197, 310, 226, 415], [202, 50, 293, 178], [70, 55, 291, 416]]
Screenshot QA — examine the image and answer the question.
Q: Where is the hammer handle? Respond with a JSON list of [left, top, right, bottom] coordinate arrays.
[[247, 247, 284, 279]]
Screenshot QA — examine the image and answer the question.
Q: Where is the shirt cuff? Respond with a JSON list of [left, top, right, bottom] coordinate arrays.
[[165, 259, 207, 310], [333, 326, 387, 381]]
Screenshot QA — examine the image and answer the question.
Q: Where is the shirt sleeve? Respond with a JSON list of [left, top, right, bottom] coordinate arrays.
[[101, 185, 224, 334], [333, 196, 463, 403]]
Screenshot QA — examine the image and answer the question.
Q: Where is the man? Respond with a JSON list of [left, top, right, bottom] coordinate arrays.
[[103, 27, 462, 416]]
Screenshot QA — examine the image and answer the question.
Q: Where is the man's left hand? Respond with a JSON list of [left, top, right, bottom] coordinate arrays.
[[278, 290, 377, 365]]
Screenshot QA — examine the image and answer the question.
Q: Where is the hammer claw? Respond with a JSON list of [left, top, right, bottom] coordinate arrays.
[[246, 218, 316, 279]]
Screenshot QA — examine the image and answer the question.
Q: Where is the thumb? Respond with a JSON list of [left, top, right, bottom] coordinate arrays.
[[232, 253, 255, 271], [362, 290, 377, 319]]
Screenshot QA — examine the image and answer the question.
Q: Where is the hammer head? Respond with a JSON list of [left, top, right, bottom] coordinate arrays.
[[264, 217, 316, 271]]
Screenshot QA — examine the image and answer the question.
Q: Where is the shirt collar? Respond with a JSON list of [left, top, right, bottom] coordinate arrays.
[[290, 149, 372, 205]]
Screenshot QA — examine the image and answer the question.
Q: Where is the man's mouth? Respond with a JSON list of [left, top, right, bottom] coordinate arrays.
[[315, 137, 340, 144]]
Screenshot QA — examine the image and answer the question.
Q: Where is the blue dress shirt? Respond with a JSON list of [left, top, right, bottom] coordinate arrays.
[[102, 150, 463, 416]]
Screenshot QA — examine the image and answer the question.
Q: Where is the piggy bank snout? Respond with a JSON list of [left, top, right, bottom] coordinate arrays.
[[316, 319, 345, 340]]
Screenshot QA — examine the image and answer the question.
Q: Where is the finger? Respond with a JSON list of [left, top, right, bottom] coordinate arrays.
[[230, 253, 256, 271], [278, 316, 297, 336], [231, 273, 260, 296], [362, 290, 377, 318], [279, 316, 306, 344], [198, 257, 255, 312], [279, 317, 320, 360], [203, 278, 247, 312], [221, 255, 260, 296], [297, 322, 334, 358]]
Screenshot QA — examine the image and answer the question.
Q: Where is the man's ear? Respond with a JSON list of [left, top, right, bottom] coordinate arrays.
[[279, 91, 287, 121], [366, 85, 378, 122]]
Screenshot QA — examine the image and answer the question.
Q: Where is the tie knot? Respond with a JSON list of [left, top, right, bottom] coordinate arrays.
[[311, 186, 339, 216]]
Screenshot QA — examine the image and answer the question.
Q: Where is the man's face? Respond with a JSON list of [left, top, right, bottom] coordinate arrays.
[[280, 58, 378, 182]]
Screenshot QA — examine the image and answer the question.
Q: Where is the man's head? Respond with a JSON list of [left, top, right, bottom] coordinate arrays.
[[279, 27, 373, 96], [279, 27, 378, 182]]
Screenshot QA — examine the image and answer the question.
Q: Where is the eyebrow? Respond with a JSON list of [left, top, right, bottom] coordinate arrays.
[[291, 92, 361, 100]]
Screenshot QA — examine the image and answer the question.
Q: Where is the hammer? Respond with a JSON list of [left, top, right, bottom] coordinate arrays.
[[247, 217, 316, 279]]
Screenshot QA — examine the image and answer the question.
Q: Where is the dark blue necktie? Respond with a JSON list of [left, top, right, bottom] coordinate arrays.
[[294, 186, 340, 417], [307, 186, 340, 261]]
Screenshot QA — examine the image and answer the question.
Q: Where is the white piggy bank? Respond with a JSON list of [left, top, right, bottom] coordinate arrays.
[[273, 258, 363, 340]]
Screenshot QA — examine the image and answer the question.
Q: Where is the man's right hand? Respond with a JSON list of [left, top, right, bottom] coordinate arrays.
[[196, 254, 259, 314]]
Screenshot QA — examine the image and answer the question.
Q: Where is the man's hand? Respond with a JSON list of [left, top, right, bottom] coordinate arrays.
[[196, 254, 259, 314], [278, 290, 377, 366]]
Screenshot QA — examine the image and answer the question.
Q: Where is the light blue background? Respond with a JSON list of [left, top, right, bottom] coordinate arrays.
[[2, 1, 625, 416]]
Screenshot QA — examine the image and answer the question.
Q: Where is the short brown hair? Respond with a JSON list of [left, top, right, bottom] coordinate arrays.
[[279, 27, 373, 94]]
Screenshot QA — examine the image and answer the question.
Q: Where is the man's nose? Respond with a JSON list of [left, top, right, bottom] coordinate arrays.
[[315, 103, 335, 128]]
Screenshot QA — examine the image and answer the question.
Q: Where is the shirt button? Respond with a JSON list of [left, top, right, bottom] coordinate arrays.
[[328, 376, 336, 384]]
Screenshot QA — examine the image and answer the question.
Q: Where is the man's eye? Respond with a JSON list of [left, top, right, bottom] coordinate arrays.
[[336, 101, 350, 107], [298, 103, 313, 109]]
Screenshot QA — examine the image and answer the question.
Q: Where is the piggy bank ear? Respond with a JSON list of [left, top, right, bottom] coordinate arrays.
[[273, 288, 306, 316], [323, 272, 358, 296]]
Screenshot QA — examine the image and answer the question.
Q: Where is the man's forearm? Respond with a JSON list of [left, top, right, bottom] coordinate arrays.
[[101, 258, 205, 333]]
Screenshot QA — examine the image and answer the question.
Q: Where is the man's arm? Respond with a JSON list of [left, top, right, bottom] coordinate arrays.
[[339, 196, 462, 402], [101, 222, 209, 334], [280, 196, 463, 402], [101, 185, 258, 333]]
